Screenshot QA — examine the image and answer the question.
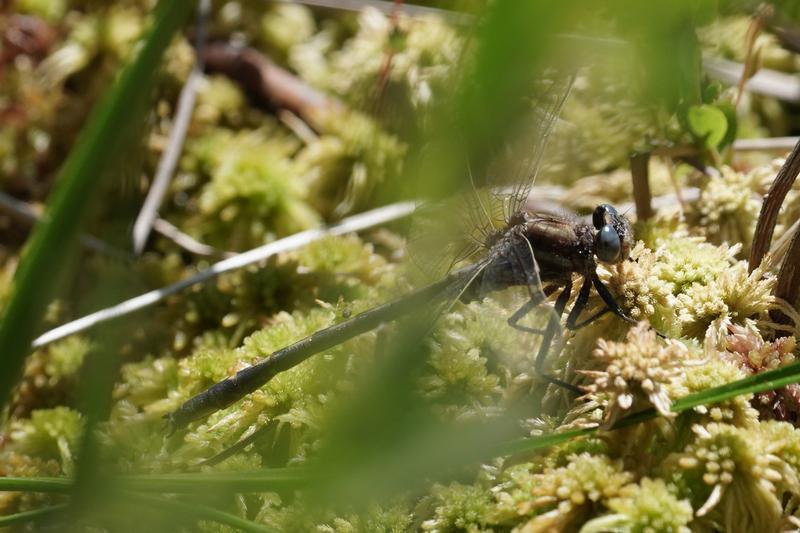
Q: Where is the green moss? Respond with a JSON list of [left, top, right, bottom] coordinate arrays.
[[15, 0, 67, 22], [423, 482, 493, 532], [183, 127, 319, 250], [4, 407, 83, 474], [581, 477, 692, 533]]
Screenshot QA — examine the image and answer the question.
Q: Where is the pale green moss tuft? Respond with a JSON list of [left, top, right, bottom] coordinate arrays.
[[609, 236, 774, 339], [672, 423, 790, 532], [671, 354, 758, 427], [15, 0, 66, 21], [290, 6, 462, 116], [298, 108, 406, 218], [687, 166, 765, 253], [497, 453, 632, 531], [422, 482, 493, 532], [6, 407, 83, 475], [581, 323, 701, 427], [185, 127, 319, 249], [699, 16, 797, 71], [194, 76, 248, 127], [581, 477, 692, 533], [260, 4, 316, 57]]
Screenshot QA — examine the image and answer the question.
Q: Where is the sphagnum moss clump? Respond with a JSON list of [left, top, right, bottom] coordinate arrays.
[[581, 322, 701, 427], [671, 423, 794, 532], [580, 477, 693, 533]]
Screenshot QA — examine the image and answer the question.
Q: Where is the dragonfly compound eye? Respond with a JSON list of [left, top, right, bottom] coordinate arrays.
[[595, 225, 621, 262], [592, 203, 617, 229]]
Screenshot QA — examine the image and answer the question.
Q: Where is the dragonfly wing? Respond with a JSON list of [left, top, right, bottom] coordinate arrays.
[[406, 196, 487, 282], [480, 73, 575, 222]]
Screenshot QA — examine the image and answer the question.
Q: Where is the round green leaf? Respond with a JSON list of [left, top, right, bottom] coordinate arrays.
[[687, 104, 729, 149]]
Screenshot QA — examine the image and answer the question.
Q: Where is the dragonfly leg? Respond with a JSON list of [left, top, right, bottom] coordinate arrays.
[[507, 283, 560, 335], [592, 272, 636, 324], [532, 281, 583, 394], [565, 275, 611, 330]]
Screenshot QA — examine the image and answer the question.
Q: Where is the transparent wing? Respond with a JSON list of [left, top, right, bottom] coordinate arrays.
[[406, 196, 487, 282], [480, 73, 575, 225], [407, 72, 573, 283]]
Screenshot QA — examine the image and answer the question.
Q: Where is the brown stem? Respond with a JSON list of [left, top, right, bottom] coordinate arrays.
[[630, 152, 653, 221], [749, 138, 800, 272], [200, 42, 337, 126]]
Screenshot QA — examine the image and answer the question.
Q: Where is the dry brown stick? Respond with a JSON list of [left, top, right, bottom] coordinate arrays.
[[201, 42, 338, 127], [749, 138, 800, 272], [630, 152, 653, 221]]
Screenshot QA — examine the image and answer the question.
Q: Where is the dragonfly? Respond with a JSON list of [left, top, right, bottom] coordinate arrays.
[[166, 74, 636, 433]]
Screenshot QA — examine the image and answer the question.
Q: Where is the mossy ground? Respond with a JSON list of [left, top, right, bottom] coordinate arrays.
[[3, 2, 800, 531]]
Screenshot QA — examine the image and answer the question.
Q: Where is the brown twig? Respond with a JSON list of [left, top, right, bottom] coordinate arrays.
[[630, 152, 653, 221], [748, 138, 800, 272], [201, 42, 338, 127]]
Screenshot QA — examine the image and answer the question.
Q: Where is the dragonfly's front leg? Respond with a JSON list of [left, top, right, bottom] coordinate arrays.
[[591, 272, 636, 324], [565, 274, 610, 330]]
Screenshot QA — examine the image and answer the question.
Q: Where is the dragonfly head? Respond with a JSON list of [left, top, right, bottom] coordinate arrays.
[[592, 204, 632, 264]]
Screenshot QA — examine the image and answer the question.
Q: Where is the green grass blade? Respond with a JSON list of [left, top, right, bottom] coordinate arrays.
[[0, 1, 195, 409], [0, 477, 72, 492], [122, 492, 277, 533], [504, 359, 800, 455], [0, 467, 316, 494], [0, 504, 68, 527]]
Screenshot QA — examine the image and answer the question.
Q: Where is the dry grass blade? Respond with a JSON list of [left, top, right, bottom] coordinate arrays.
[[132, 0, 210, 254], [734, 136, 800, 152], [152, 218, 234, 257], [32, 201, 415, 348], [749, 137, 800, 272], [704, 56, 800, 103]]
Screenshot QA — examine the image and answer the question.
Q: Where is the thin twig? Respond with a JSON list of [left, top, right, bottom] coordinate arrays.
[[31, 202, 416, 349], [630, 152, 653, 221], [152, 218, 234, 258], [0, 190, 129, 259], [201, 42, 336, 126], [749, 138, 800, 272], [131, 0, 211, 254]]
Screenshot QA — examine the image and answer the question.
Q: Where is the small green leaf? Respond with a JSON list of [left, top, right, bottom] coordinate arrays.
[[687, 104, 729, 148]]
